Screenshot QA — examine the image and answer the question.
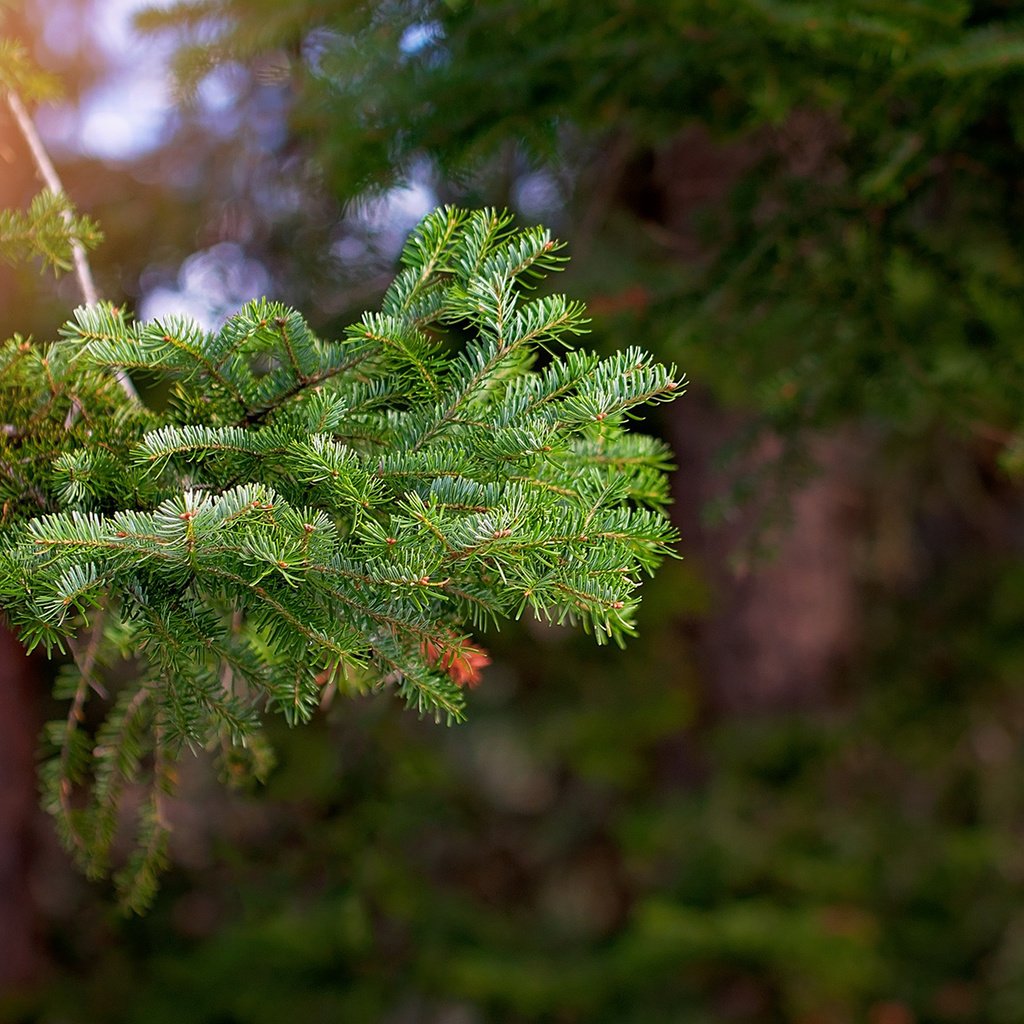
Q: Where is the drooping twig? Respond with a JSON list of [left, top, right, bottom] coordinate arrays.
[[4, 89, 139, 401], [59, 612, 110, 854], [57, 671, 90, 855], [69, 608, 111, 700]]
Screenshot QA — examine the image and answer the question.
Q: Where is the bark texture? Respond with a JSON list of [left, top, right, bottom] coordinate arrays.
[[0, 625, 42, 991], [639, 123, 863, 713], [667, 394, 861, 713]]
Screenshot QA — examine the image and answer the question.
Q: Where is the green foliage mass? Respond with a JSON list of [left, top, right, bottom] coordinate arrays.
[[0, 206, 680, 909], [139, 0, 1024, 454]]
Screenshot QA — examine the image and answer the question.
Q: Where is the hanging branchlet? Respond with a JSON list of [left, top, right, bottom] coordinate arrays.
[[1, 206, 684, 910]]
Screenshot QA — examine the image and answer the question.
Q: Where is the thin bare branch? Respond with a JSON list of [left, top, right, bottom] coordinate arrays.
[[4, 89, 139, 402], [5, 90, 97, 305]]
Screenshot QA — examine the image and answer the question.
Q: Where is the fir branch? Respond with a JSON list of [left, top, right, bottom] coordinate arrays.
[[1, 205, 683, 909]]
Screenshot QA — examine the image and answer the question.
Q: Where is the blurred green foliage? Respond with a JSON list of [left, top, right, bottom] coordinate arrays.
[[18, 554, 1024, 1023], [139, 0, 1024, 448]]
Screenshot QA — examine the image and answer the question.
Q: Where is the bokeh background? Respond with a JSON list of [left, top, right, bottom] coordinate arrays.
[[5, 2, 1024, 1021]]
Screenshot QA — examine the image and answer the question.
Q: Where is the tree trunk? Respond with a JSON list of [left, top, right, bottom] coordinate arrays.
[[0, 625, 42, 991], [666, 393, 861, 713], [635, 125, 863, 714]]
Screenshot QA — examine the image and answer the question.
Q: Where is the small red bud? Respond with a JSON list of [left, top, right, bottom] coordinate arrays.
[[422, 634, 491, 688]]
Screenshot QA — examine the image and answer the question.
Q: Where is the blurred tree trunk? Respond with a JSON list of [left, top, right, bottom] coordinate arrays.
[[0, 624, 42, 989], [667, 394, 861, 713], [638, 126, 862, 713]]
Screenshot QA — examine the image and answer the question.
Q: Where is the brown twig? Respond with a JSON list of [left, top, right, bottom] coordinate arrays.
[[57, 671, 90, 854], [4, 90, 97, 305], [59, 611, 111, 853], [4, 89, 138, 402]]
